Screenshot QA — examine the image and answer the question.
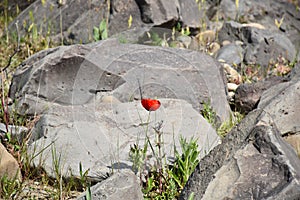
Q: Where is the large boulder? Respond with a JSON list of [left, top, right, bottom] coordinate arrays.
[[180, 109, 300, 200], [9, 39, 230, 122], [219, 0, 300, 49], [217, 21, 297, 70], [9, 39, 231, 178], [7, 0, 204, 44], [180, 77, 300, 199]]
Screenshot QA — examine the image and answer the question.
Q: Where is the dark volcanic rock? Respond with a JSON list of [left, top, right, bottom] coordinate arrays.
[[258, 78, 300, 136], [234, 76, 287, 113], [8, 0, 144, 44], [218, 21, 297, 71], [180, 109, 300, 200], [7, 0, 205, 44], [219, 0, 300, 49], [215, 43, 244, 66], [9, 39, 230, 121]]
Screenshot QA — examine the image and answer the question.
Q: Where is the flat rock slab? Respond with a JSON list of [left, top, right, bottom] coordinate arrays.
[[9, 39, 230, 178], [258, 78, 300, 136], [29, 98, 219, 178], [77, 169, 143, 200]]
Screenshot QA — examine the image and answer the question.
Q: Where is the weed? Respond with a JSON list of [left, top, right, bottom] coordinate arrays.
[[0, 174, 21, 199], [217, 111, 244, 137], [128, 14, 133, 29], [275, 15, 285, 29], [142, 136, 200, 199], [169, 136, 200, 190], [93, 19, 108, 41], [201, 101, 217, 128]]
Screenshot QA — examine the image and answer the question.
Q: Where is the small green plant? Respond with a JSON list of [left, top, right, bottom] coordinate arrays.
[[169, 136, 200, 190], [93, 19, 108, 41], [79, 162, 92, 199], [201, 101, 217, 128], [0, 174, 21, 199], [141, 135, 200, 199], [217, 111, 244, 137], [28, 11, 38, 41]]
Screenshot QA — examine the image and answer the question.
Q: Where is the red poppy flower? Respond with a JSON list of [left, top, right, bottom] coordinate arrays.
[[141, 98, 161, 111], [138, 80, 161, 112]]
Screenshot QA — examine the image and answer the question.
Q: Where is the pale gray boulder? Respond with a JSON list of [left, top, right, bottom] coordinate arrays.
[[10, 39, 231, 122], [9, 39, 231, 178], [77, 169, 143, 200]]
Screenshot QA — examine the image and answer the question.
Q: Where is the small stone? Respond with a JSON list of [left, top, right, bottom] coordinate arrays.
[[0, 143, 22, 181], [195, 30, 216, 46], [223, 63, 242, 84], [284, 134, 300, 158], [228, 91, 235, 100], [177, 35, 192, 48], [209, 42, 221, 55], [222, 40, 231, 46], [227, 83, 239, 91]]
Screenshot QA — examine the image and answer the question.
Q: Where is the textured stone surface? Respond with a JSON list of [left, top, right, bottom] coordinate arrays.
[[258, 79, 300, 136], [215, 43, 244, 66], [218, 21, 297, 70], [235, 76, 287, 113], [28, 98, 220, 179], [8, 0, 143, 44], [9, 39, 231, 178], [10, 39, 231, 122], [7, 0, 206, 44], [0, 143, 22, 181], [180, 109, 300, 200], [77, 169, 143, 200], [219, 0, 300, 49]]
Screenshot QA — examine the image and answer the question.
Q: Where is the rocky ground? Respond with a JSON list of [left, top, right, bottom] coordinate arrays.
[[1, 0, 300, 199]]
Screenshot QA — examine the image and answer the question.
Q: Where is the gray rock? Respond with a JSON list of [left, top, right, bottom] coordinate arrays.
[[218, 21, 297, 71], [7, 0, 206, 44], [0, 0, 35, 16], [180, 109, 300, 200], [135, 0, 179, 25], [234, 76, 287, 113], [258, 78, 300, 136], [0, 123, 28, 139], [9, 39, 231, 178], [77, 169, 143, 200], [10, 39, 231, 122], [178, 0, 203, 28], [28, 98, 220, 179], [8, 0, 144, 44], [215, 43, 244, 66], [219, 0, 300, 49]]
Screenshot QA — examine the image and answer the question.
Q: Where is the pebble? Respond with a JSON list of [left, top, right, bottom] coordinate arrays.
[[223, 63, 242, 84], [227, 83, 239, 91]]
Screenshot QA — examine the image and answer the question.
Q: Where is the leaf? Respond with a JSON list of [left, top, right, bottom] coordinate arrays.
[[93, 27, 100, 41], [86, 185, 92, 200], [235, 0, 239, 9], [128, 14, 132, 29], [99, 19, 108, 40]]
